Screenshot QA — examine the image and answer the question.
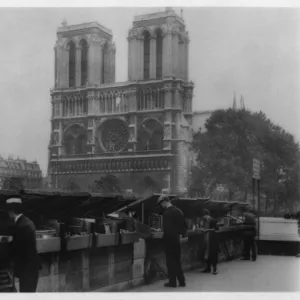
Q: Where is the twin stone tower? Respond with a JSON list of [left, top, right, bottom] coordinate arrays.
[[48, 8, 195, 197]]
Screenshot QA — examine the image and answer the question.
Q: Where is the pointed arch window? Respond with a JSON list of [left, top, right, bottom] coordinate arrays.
[[68, 41, 76, 88], [156, 29, 163, 79], [143, 31, 150, 80], [80, 39, 88, 86], [102, 43, 108, 84]]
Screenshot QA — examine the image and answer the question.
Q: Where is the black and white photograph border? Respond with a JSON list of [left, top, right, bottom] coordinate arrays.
[[0, 0, 299, 299]]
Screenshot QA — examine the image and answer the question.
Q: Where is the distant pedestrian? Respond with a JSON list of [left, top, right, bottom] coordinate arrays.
[[241, 211, 257, 261], [201, 209, 219, 275], [6, 198, 40, 292], [157, 195, 187, 288]]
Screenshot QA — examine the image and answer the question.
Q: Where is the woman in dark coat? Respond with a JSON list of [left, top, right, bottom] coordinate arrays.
[[202, 210, 219, 275]]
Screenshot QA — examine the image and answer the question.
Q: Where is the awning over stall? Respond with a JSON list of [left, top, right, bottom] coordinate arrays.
[[0, 189, 136, 221], [203, 200, 250, 218], [72, 193, 136, 218], [116, 194, 211, 221], [171, 198, 210, 218], [117, 193, 178, 213], [20, 189, 90, 220]]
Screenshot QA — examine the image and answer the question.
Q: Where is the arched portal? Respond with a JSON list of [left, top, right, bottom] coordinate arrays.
[[63, 124, 87, 155]]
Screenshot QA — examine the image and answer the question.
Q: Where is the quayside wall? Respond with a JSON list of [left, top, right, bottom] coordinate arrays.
[[8, 228, 245, 292]]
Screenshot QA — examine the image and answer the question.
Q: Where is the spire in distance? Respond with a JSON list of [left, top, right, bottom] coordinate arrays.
[[232, 92, 237, 110]]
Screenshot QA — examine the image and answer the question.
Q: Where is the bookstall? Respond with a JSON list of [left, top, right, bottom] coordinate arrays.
[[117, 194, 255, 283], [0, 190, 256, 292]]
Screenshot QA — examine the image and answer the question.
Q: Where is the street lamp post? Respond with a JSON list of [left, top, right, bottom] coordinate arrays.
[[253, 158, 261, 241]]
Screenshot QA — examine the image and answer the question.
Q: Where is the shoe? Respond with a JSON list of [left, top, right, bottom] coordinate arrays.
[[240, 257, 250, 261], [178, 282, 186, 287], [213, 270, 218, 275], [164, 282, 177, 288], [251, 257, 257, 262], [202, 269, 211, 273]]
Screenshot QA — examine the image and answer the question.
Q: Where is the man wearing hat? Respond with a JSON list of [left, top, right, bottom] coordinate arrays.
[[157, 195, 187, 288], [6, 197, 40, 292]]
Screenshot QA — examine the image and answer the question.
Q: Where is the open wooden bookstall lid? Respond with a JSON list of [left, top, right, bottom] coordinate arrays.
[[172, 197, 210, 218], [116, 194, 249, 222], [74, 193, 136, 219], [117, 193, 178, 216], [202, 200, 250, 218]]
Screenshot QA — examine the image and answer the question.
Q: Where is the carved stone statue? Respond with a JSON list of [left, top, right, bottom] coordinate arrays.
[[164, 126, 171, 139]]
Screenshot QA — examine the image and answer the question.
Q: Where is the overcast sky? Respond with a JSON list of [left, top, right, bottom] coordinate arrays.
[[0, 6, 299, 174]]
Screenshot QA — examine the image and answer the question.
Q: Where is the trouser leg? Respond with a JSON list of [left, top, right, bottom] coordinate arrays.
[[207, 233, 218, 271], [250, 238, 257, 260], [243, 238, 251, 259], [212, 254, 218, 272], [211, 251, 218, 271], [165, 243, 176, 284], [165, 241, 185, 284], [19, 271, 39, 293], [173, 243, 185, 284]]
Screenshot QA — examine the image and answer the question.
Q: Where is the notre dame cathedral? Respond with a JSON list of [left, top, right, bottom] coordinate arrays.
[[48, 8, 194, 196]]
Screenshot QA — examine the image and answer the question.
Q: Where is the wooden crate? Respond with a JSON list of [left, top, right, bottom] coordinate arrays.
[[37, 237, 60, 253], [66, 234, 93, 251], [121, 233, 139, 244], [94, 233, 118, 248]]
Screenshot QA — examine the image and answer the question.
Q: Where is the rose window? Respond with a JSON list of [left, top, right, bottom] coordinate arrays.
[[101, 119, 129, 152]]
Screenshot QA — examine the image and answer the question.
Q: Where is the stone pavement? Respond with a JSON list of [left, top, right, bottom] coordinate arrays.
[[130, 255, 300, 292]]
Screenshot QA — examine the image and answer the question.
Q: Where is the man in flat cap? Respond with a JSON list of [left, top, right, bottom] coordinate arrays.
[[157, 195, 187, 288], [6, 197, 40, 292]]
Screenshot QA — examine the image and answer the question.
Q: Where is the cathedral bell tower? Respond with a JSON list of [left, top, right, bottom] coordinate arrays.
[[126, 8, 194, 194], [127, 7, 190, 82], [50, 21, 116, 163], [54, 20, 116, 89]]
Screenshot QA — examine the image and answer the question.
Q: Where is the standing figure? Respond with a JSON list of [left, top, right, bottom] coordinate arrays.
[[6, 198, 40, 292], [157, 195, 187, 288], [202, 209, 219, 275], [241, 211, 257, 261]]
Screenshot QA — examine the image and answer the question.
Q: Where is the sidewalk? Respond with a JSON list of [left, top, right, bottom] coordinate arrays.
[[130, 255, 300, 292]]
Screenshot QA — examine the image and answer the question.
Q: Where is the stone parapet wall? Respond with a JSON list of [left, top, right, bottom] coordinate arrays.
[[12, 239, 146, 292], [3, 228, 246, 292]]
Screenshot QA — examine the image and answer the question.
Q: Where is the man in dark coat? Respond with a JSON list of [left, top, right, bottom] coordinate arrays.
[[157, 195, 187, 288], [201, 209, 219, 275], [6, 198, 40, 292], [241, 211, 257, 261]]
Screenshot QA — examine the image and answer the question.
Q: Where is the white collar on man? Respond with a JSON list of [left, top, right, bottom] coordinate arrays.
[[15, 214, 23, 223], [6, 198, 22, 204]]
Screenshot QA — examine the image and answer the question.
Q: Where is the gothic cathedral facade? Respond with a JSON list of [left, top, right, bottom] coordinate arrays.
[[48, 8, 194, 196]]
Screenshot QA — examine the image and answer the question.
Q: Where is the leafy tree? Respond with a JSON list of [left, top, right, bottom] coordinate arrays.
[[139, 176, 161, 194], [191, 108, 300, 212], [131, 175, 162, 199], [93, 174, 122, 194], [2, 177, 24, 191], [189, 166, 207, 197], [64, 177, 81, 192]]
